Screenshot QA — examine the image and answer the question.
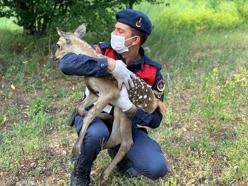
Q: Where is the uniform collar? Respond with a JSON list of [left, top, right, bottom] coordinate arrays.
[[126, 47, 145, 69]]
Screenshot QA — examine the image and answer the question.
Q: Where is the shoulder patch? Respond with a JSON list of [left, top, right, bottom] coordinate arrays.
[[157, 79, 165, 92], [153, 79, 165, 99]]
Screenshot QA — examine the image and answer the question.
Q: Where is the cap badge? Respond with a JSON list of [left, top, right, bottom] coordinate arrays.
[[136, 17, 142, 28]]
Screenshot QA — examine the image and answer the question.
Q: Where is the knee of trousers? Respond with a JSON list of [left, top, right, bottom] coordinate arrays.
[[85, 126, 109, 148], [74, 116, 109, 149], [143, 159, 169, 180]]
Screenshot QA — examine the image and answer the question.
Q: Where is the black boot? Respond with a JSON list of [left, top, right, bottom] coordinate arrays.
[[70, 162, 91, 186]]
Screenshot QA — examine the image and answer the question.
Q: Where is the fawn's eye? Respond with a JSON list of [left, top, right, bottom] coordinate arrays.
[[56, 43, 61, 49]]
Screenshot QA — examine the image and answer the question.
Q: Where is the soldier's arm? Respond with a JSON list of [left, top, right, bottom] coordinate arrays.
[[59, 53, 116, 77]]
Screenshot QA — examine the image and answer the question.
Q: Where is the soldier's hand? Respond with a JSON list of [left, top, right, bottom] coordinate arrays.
[[108, 59, 136, 90], [112, 85, 133, 112]]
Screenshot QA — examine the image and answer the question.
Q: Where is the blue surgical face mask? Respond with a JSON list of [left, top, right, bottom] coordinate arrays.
[[110, 34, 137, 54]]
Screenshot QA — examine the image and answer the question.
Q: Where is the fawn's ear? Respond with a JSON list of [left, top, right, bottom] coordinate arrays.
[[56, 27, 64, 37], [56, 27, 71, 44], [74, 24, 86, 38]]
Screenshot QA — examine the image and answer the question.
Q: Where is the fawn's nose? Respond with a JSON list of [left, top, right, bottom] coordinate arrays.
[[53, 55, 59, 63]]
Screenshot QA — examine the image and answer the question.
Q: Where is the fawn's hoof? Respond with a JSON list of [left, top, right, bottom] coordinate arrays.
[[99, 171, 109, 186], [71, 144, 81, 160], [77, 107, 87, 116]]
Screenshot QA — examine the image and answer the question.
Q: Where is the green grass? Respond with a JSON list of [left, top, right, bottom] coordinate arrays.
[[0, 1, 248, 185]]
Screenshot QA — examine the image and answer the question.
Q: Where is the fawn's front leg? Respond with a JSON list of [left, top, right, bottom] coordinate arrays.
[[77, 91, 98, 116], [72, 93, 116, 160]]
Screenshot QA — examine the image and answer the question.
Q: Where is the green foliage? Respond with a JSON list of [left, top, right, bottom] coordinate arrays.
[[0, 112, 51, 170], [139, 0, 245, 63], [0, 0, 160, 38], [234, 0, 248, 23], [0, 0, 69, 34], [221, 122, 248, 184], [206, 0, 221, 10], [0, 17, 21, 31], [201, 67, 247, 122], [28, 97, 51, 117], [0, 115, 7, 127], [143, 0, 241, 35], [164, 107, 174, 124]]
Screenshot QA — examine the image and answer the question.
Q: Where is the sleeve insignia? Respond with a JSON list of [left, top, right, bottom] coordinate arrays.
[[157, 79, 165, 92]]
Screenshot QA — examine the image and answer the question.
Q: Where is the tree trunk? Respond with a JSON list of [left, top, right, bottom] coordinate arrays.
[[127, 2, 133, 9], [16, 0, 36, 35]]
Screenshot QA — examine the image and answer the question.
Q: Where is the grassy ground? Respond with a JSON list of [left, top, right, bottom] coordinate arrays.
[[0, 1, 248, 185]]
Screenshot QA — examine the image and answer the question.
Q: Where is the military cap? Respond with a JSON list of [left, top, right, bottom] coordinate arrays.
[[116, 9, 153, 35]]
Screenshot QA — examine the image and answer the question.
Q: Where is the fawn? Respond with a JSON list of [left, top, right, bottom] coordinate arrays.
[[54, 24, 166, 184]]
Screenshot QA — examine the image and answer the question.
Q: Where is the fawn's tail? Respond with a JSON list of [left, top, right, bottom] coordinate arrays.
[[156, 99, 167, 114]]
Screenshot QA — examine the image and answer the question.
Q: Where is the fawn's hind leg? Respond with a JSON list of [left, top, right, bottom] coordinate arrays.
[[100, 109, 133, 184], [104, 107, 121, 149]]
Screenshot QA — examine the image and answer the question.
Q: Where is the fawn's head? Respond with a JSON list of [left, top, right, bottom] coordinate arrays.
[[54, 24, 96, 62]]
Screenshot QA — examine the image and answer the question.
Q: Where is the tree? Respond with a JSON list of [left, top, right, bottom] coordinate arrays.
[[0, 0, 161, 37], [123, 0, 161, 9], [0, 0, 74, 35]]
